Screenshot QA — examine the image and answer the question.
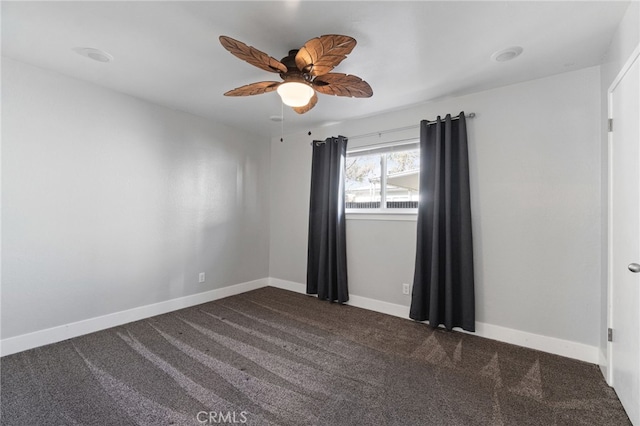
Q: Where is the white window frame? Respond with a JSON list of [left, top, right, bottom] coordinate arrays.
[[345, 140, 419, 221]]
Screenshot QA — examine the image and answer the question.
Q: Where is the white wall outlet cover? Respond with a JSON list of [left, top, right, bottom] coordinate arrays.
[[199, 273, 206, 283]]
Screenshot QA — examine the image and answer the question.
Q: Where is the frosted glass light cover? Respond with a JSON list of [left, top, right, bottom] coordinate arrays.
[[277, 82, 314, 107]]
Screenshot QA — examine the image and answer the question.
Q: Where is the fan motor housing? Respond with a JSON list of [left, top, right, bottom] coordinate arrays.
[[280, 50, 299, 69], [280, 50, 312, 83]]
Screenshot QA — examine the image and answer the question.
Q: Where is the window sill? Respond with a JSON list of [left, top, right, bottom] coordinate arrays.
[[346, 210, 418, 221]]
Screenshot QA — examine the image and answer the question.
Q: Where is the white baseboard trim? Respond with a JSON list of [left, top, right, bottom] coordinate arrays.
[[0, 278, 269, 357], [3, 276, 600, 365], [267, 278, 599, 364], [599, 350, 610, 384], [470, 322, 599, 364], [268, 278, 309, 294]]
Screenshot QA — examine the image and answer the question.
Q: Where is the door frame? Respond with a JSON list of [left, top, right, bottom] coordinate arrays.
[[607, 43, 640, 386]]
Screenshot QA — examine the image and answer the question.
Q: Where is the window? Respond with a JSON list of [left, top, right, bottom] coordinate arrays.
[[345, 141, 420, 213]]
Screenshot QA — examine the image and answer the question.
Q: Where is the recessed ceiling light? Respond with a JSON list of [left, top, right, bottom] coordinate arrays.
[[491, 46, 523, 63], [73, 47, 114, 63]]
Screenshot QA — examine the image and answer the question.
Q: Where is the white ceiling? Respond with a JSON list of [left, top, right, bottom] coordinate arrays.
[[2, 1, 630, 138]]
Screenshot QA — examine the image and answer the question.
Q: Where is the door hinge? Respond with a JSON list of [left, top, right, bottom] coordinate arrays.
[[608, 118, 613, 132], [608, 328, 613, 342]]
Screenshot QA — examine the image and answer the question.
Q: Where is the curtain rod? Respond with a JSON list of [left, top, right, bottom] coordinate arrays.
[[348, 112, 475, 140]]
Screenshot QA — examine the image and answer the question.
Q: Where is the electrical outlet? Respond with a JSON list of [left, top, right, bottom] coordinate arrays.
[[199, 272, 206, 283], [402, 283, 410, 295]]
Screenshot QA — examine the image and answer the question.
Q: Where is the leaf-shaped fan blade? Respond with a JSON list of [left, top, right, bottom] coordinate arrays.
[[295, 35, 356, 76], [313, 73, 373, 98], [219, 36, 288, 74], [224, 81, 281, 96], [292, 92, 318, 114]]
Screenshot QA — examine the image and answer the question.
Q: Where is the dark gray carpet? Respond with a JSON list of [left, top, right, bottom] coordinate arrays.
[[1, 287, 630, 425]]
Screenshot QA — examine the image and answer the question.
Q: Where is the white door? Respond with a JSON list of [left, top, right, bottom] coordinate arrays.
[[609, 46, 640, 426]]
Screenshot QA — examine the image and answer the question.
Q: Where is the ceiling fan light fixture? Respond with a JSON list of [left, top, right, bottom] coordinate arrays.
[[219, 34, 372, 114], [277, 82, 314, 107]]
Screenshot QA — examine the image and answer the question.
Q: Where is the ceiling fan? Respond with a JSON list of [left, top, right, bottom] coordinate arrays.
[[219, 34, 373, 114]]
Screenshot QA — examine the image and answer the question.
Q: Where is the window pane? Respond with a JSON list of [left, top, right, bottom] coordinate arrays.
[[345, 153, 381, 209], [385, 148, 419, 209]]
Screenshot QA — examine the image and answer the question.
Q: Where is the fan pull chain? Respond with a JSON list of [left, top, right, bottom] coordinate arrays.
[[280, 102, 284, 142]]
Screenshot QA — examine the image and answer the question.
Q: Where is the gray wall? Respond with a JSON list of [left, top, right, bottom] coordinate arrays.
[[270, 66, 602, 347], [598, 2, 639, 363], [1, 58, 270, 339]]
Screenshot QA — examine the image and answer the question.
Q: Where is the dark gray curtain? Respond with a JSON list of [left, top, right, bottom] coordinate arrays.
[[307, 136, 349, 303], [410, 113, 475, 331]]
